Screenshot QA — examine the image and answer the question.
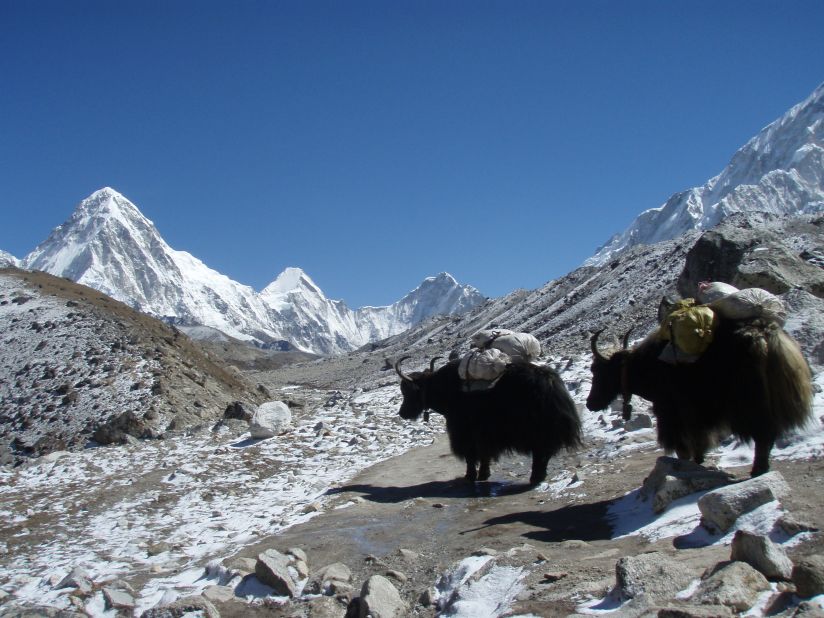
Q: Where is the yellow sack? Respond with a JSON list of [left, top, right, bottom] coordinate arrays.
[[660, 303, 718, 356]]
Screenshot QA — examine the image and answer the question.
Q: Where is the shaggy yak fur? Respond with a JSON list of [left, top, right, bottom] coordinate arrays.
[[396, 357, 582, 485], [586, 317, 813, 477]]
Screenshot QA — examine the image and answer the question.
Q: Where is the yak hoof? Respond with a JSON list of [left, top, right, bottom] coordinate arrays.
[[478, 470, 490, 482], [528, 475, 546, 486]]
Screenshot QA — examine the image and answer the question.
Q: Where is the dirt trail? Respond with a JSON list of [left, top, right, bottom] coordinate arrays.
[[213, 434, 711, 616]]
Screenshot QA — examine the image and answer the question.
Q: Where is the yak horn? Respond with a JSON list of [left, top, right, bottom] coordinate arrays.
[[590, 329, 608, 362], [394, 355, 412, 381], [622, 328, 634, 350], [429, 356, 443, 373]]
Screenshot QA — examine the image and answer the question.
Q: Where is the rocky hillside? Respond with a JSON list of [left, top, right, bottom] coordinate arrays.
[[263, 212, 824, 391], [0, 268, 269, 464]]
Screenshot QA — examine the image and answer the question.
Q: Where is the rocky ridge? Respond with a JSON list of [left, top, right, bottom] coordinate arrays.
[[0, 268, 268, 464]]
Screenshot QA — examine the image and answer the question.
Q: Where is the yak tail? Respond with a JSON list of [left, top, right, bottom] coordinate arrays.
[[546, 370, 584, 449], [765, 326, 814, 432]]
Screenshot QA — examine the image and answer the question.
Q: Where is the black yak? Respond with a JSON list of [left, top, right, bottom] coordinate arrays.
[[586, 317, 813, 477], [395, 356, 582, 485]]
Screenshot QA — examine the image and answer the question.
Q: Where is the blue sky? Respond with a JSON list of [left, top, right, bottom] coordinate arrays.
[[2, 1, 823, 308]]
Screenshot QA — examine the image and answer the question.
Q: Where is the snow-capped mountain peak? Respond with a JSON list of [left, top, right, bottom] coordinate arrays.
[[20, 190, 485, 354], [587, 81, 824, 266], [0, 249, 20, 268], [261, 267, 323, 299]]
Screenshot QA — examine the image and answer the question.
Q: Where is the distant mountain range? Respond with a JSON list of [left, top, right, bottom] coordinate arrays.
[[10, 188, 484, 355], [5, 81, 823, 354], [588, 81, 824, 266]]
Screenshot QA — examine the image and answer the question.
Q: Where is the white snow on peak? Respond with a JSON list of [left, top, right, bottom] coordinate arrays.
[[260, 267, 322, 298], [0, 249, 20, 268], [19, 190, 485, 354], [587, 81, 824, 266]]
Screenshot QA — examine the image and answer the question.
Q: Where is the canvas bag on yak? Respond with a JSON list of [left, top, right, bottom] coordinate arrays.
[[658, 299, 718, 360], [459, 329, 542, 383], [469, 329, 542, 363]]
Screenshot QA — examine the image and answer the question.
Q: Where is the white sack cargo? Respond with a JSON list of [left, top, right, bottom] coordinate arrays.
[[470, 329, 541, 363], [708, 288, 787, 325], [697, 281, 739, 303], [458, 348, 510, 381]]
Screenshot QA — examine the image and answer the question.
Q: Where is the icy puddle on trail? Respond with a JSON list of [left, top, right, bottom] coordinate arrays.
[[0, 384, 443, 613]]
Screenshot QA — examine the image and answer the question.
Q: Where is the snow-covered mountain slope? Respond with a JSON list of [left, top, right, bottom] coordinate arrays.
[[21, 189, 484, 354], [0, 250, 19, 268], [588, 81, 824, 266]]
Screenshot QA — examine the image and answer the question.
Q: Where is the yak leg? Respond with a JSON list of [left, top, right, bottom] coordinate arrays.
[[751, 436, 775, 477], [478, 457, 491, 481], [529, 451, 550, 486], [464, 456, 478, 482]]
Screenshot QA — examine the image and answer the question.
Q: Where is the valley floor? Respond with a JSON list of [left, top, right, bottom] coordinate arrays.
[[1, 360, 823, 617]]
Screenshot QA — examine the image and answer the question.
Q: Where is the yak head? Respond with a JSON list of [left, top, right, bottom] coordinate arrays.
[[395, 356, 441, 420], [585, 329, 631, 413]]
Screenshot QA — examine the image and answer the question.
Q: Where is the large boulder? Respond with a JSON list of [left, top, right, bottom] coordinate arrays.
[[255, 549, 297, 597], [730, 530, 793, 580], [358, 575, 406, 618], [793, 556, 824, 599], [248, 401, 292, 439], [697, 471, 790, 533], [678, 218, 824, 299], [691, 561, 770, 613], [641, 457, 736, 513], [615, 552, 696, 601]]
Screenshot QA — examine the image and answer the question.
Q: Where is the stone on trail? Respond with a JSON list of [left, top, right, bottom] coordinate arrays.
[[358, 574, 406, 618], [255, 549, 297, 597], [306, 562, 352, 595], [691, 561, 770, 612], [697, 471, 790, 533], [793, 555, 824, 599], [55, 567, 93, 594], [248, 401, 291, 439], [641, 456, 736, 513], [615, 552, 696, 601], [103, 587, 136, 610], [730, 530, 793, 580], [139, 595, 220, 618]]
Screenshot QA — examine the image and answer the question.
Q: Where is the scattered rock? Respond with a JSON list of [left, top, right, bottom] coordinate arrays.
[[147, 542, 172, 557], [255, 549, 297, 597], [697, 471, 790, 532], [642, 456, 736, 513], [306, 562, 352, 595], [615, 552, 696, 601], [384, 569, 407, 584], [691, 561, 770, 612], [397, 548, 419, 562], [202, 585, 236, 603], [624, 413, 653, 431], [306, 595, 349, 617], [793, 556, 824, 598], [102, 587, 135, 610], [223, 401, 255, 421], [658, 604, 735, 617], [140, 595, 220, 617], [248, 401, 292, 439], [56, 567, 93, 594], [358, 575, 406, 618], [730, 530, 793, 580]]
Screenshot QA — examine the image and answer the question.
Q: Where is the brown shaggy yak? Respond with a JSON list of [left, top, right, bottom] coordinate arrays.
[[586, 317, 813, 477]]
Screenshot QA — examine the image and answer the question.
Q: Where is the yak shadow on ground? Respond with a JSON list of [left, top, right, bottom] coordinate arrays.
[[468, 498, 615, 543], [326, 479, 535, 503]]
